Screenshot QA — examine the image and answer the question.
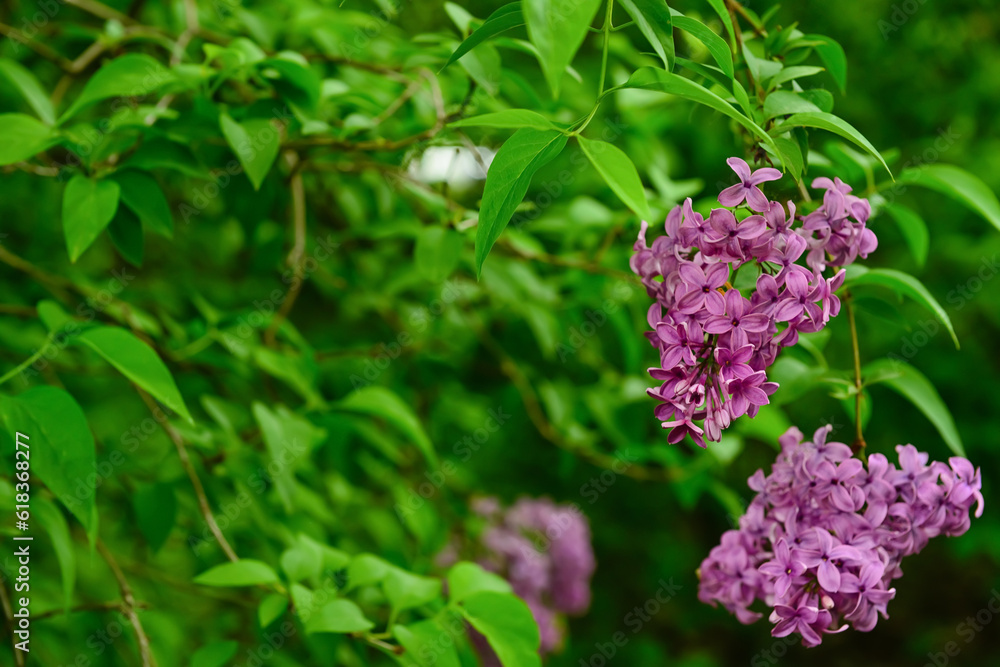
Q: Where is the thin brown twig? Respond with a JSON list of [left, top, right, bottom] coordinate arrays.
[[0, 583, 25, 667], [264, 151, 307, 346], [136, 389, 240, 562], [34, 600, 151, 621], [0, 22, 73, 71], [65, 0, 137, 25], [96, 540, 157, 667], [172, 0, 200, 66]]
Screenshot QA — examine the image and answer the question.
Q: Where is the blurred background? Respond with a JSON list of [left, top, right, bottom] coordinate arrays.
[[0, 0, 998, 665]]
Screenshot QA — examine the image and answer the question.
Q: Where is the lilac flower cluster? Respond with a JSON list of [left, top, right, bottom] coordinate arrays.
[[698, 425, 984, 646], [471, 496, 596, 657], [631, 158, 878, 446]]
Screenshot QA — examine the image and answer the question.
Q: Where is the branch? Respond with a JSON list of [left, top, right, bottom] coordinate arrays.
[[0, 582, 25, 667], [264, 151, 307, 346], [0, 22, 73, 71], [34, 600, 151, 621], [96, 540, 157, 667], [135, 389, 240, 562]]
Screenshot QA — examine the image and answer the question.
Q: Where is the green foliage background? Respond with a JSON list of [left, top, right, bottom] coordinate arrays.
[[0, 0, 998, 665]]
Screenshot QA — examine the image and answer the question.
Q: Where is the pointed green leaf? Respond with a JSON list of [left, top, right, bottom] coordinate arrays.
[[195, 560, 279, 586], [863, 358, 964, 457], [763, 90, 823, 120], [896, 164, 1000, 233], [191, 640, 239, 667], [845, 267, 958, 348], [76, 326, 194, 423], [253, 402, 327, 512], [34, 494, 77, 609], [0, 59, 55, 124], [805, 33, 847, 93], [108, 205, 145, 267], [768, 66, 825, 89], [475, 128, 568, 275], [459, 592, 541, 667], [578, 135, 650, 220], [771, 111, 890, 177], [337, 386, 438, 466], [219, 112, 282, 190], [524, 0, 603, 97], [0, 113, 56, 165], [882, 203, 928, 267], [62, 175, 121, 262], [670, 12, 734, 79], [620, 0, 674, 71], [258, 594, 289, 627], [447, 562, 512, 603], [111, 170, 174, 238], [445, 2, 525, 68], [60, 54, 173, 122], [384, 567, 442, 615], [702, 0, 735, 48], [394, 617, 462, 667], [450, 109, 560, 130], [0, 387, 98, 544], [305, 600, 374, 634]]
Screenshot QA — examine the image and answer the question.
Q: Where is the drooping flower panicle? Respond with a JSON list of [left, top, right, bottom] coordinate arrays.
[[631, 159, 877, 446], [698, 426, 984, 646]]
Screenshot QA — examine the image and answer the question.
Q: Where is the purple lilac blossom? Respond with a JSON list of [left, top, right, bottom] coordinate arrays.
[[471, 497, 596, 657], [698, 425, 984, 646], [631, 159, 877, 446]]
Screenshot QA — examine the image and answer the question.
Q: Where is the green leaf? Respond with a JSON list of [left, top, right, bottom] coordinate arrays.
[[459, 592, 541, 667], [0, 59, 55, 124], [304, 599, 375, 634], [577, 135, 650, 220], [338, 386, 438, 466], [195, 560, 279, 586], [763, 90, 823, 120], [252, 402, 327, 512], [768, 65, 825, 89], [62, 175, 121, 262], [446, 562, 512, 603], [258, 594, 289, 627], [384, 568, 442, 617], [702, 0, 735, 48], [134, 482, 176, 552], [219, 112, 282, 190], [0, 113, 55, 165], [896, 164, 1000, 233], [0, 387, 98, 544], [863, 358, 964, 457], [347, 553, 393, 589], [805, 33, 847, 93], [620, 0, 674, 71], [771, 112, 890, 177], [108, 205, 145, 267], [260, 57, 321, 111], [394, 617, 462, 667], [76, 326, 194, 423], [34, 496, 76, 609], [111, 170, 174, 238], [845, 267, 959, 349], [280, 541, 323, 583], [616, 68, 783, 167], [771, 136, 803, 181], [60, 54, 174, 122], [191, 640, 239, 667], [670, 13, 734, 79], [450, 109, 560, 130], [882, 203, 929, 267], [415, 227, 465, 282], [475, 128, 568, 276], [524, 0, 603, 97], [445, 2, 525, 68]]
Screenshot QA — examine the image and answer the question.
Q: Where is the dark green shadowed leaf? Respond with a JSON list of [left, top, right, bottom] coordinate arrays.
[[0, 59, 56, 124], [62, 175, 120, 262], [524, 0, 603, 97], [475, 127, 568, 276], [75, 327, 194, 423], [805, 33, 848, 93], [845, 267, 959, 349], [578, 135, 651, 220], [896, 164, 1000, 233], [108, 204, 145, 267], [60, 54, 174, 122], [219, 112, 282, 190], [863, 358, 965, 457], [337, 385, 439, 467], [394, 617, 462, 667], [134, 482, 177, 552], [0, 387, 98, 544], [620, 0, 675, 71], [670, 12, 734, 79], [883, 203, 929, 267], [191, 641, 239, 667], [34, 497, 76, 609], [445, 2, 525, 68], [112, 170, 174, 238]]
